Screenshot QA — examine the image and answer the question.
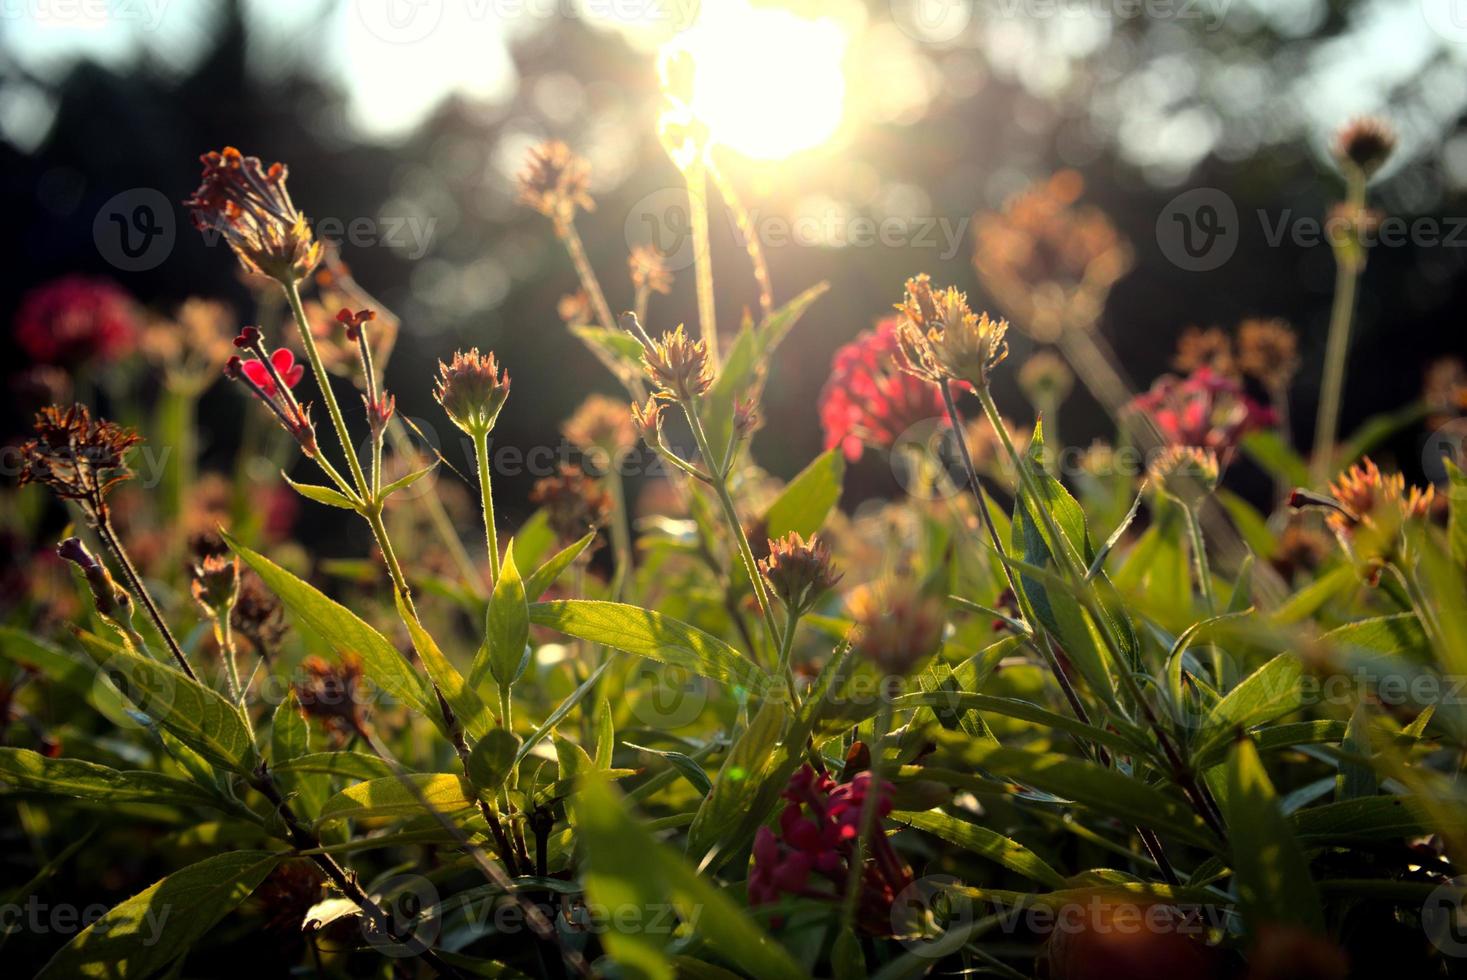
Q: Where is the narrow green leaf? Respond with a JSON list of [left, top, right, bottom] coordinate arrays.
[[36, 851, 280, 979], [763, 449, 845, 540], [282, 473, 358, 509], [0, 748, 222, 810], [396, 593, 491, 740], [686, 699, 788, 864], [73, 631, 258, 774], [467, 729, 521, 792], [530, 600, 769, 693], [1195, 654, 1304, 759], [525, 531, 596, 601], [227, 535, 435, 723], [380, 461, 437, 499], [576, 774, 805, 980], [480, 547, 530, 691], [624, 742, 713, 796], [317, 774, 475, 825], [895, 809, 1066, 888]]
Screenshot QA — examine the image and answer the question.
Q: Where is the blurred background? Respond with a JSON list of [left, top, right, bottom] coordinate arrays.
[[3, 0, 1466, 528]]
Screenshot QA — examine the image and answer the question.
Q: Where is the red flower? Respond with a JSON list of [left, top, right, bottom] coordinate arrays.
[[241, 348, 303, 398], [1128, 366, 1275, 454], [819, 318, 955, 461], [748, 765, 912, 934], [13, 276, 139, 367]]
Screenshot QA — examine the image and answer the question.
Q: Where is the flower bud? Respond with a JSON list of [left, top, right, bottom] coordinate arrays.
[[434, 349, 510, 436], [759, 533, 841, 616], [1332, 116, 1396, 180], [1148, 446, 1220, 506]]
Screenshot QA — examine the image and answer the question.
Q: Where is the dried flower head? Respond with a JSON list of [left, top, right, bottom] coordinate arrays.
[[759, 533, 842, 616], [1236, 318, 1299, 390], [629, 245, 674, 296], [972, 170, 1133, 341], [517, 140, 594, 226], [434, 349, 510, 436], [232, 573, 288, 662], [563, 394, 637, 456], [190, 553, 240, 615], [1333, 116, 1397, 179], [19, 405, 142, 516], [819, 318, 953, 462], [1127, 367, 1275, 456], [1017, 350, 1074, 406], [894, 274, 1009, 387], [1424, 356, 1467, 427], [530, 464, 613, 546], [1172, 326, 1235, 376], [1148, 445, 1220, 506], [140, 298, 235, 385], [14, 276, 139, 367], [848, 579, 945, 677], [294, 654, 367, 738], [643, 325, 713, 402], [184, 147, 322, 283], [558, 290, 592, 326]]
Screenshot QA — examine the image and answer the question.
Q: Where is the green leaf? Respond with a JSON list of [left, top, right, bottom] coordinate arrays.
[[1240, 430, 1310, 489], [529, 600, 769, 693], [271, 751, 394, 782], [895, 809, 1066, 888], [73, 631, 258, 774], [686, 698, 788, 865], [575, 774, 805, 980], [515, 660, 613, 766], [924, 732, 1217, 850], [1322, 613, 1430, 659], [317, 774, 475, 825], [478, 547, 530, 692], [892, 690, 1148, 761], [396, 594, 492, 741], [1447, 460, 1467, 568], [763, 449, 845, 540], [227, 535, 436, 724], [36, 850, 280, 979], [624, 742, 713, 796], [0, 748, 222, 811], [380, 461, 437, 499], [467, 729, 521, 792], [1221, 736, 1324, 933], [1196, 654, 1304, 759], [525, 531, 596, 601], [282, 473, 359, 509], [1292, 795, 1443, 843]]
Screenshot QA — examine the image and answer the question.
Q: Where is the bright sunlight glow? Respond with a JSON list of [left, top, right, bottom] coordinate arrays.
[[661, 1, 850, 160]]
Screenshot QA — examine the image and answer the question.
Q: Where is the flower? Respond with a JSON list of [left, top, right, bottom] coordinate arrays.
[[1172, 325, 1235, 376], [1424, 356, 1467, 427], [517, 140, 594, 226], [14, 276, 139, 367], [294, 655, 367, 739], [848, 578, 945, 677], [629, 245, 673, 295], [140, 298, 235, 386], [184, 147, 322, 283], [240, 348, 304, 398], [232, 573, 288, 662], [1236, 318, 1299, 390], [563, 394, 637, 458], [972, 170, 1132, 340], [1292, 458, 1434, 579], [894, 274, 1009, 387], [1127, 367, 1275, 455], [530, 464, 613, 546], [759, 533, 841, 615], [434, 349, 510, 436], [643, 325, 713, 402], [748, 765, 912, 935], [1148, 445, 1220, 506], [1017, 350, 1074, 407], [190, 553, 240, 615], [819, 318, 953, 462], [1333, 116, 1396, 179], [19, 404, 143, 514]]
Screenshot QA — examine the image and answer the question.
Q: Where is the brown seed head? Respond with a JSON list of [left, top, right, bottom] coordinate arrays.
[[848, 579, 945, 677], [894, 274, 1009, 387], [629, 245, 674, 295], [190, 553, 240, 615], [294, 654, 366, 737], [20, 404, 142, 512], [1236, 318, 1299, 389], [563, 394, 637, 456], [644, 324, 713, 402], [1333, 116, 1396, 179], [530, 464, 613, 546], [517, 140, 594, 226], [1172, 325, 1235, 376], [759, 533, 841, 615], [1148, 445, 1220, 505], [184, 147, 322, 283]]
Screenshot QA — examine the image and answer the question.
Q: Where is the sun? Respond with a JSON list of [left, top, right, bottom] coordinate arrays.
[[659, 1, 851, 161]]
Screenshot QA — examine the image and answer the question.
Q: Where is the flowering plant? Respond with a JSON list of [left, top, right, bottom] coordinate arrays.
[[4, 114, 1467, 980]]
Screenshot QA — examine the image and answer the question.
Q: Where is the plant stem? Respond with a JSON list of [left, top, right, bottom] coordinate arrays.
[[841, 691, 893, 930], [686, 160, 720, 371], [95, 514, 196, 680], [606, 461, 632, 601], [775, 608, 802, 713], [472, 429, 501, 587], [1311, 172, 1367, 487], [1182, 502, 1217, 615], [282, 277, 371, 500]]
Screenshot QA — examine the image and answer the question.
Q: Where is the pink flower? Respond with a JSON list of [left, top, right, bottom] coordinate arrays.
[[240, 348, 304, 398], [13, 276, 139, 367], [819, 318, 957, 461], [1128, 366, 1275, 454]]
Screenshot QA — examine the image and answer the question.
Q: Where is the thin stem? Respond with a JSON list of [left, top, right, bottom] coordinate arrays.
[[282, 277, 371, 499], [215, 614, 254, 739], [775, 609, 802, 713], [841, 692, 893, 929], [607, 460, 632, 601], [683, 402, 779, 658], [472, 428, 501, 588], [708, 157, 773, 320], [685, 161, 720, 371], [1182, 503, 1217, 615], [95, 515, 196, 680], [1311, 172, 1367, 487]]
